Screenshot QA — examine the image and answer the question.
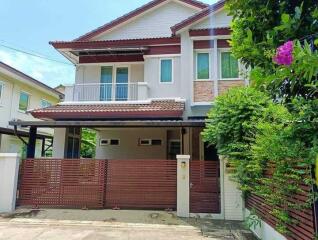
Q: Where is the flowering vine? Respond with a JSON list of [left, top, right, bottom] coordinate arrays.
[[273, 41, 294, 66]]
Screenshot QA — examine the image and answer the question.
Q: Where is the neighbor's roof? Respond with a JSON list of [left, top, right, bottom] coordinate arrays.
[[171, 0, 226, 35], [30, 99, 185, 120], [0, 61, 63, 98], [74, 0, 209, 41]]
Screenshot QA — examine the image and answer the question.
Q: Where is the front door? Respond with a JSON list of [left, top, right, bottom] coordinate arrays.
[[115, 67, 128, 101]]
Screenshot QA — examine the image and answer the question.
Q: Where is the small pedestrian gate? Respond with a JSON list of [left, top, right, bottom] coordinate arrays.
[[190, 160, 220, 213], [18, 158, 177, 210]]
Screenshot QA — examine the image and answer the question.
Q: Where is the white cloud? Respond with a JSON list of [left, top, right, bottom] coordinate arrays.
[[0, 47, 75, 88]]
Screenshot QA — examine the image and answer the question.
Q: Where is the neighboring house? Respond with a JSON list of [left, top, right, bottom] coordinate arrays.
[[54, 84, 66, 95], [0, 61, 63, 157], [11, 0, 246, 218]]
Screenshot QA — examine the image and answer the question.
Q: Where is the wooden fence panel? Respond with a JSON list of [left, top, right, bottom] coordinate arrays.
[[246, 174, 315, 240], [104, 159, 177, 210], [18, 158, 106, 208]]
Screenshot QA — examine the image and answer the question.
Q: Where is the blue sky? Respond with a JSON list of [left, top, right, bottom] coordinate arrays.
[[0, 0, 215, 87]]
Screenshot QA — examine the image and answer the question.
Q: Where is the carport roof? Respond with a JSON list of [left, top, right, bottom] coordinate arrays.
[[9, 120, 206, 128], [29, 99, 185, 120]]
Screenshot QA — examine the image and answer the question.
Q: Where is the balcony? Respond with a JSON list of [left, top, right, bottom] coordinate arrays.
[[65, 82, 148, 102]]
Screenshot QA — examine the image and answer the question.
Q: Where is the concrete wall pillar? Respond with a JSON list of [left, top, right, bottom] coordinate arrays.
[[220, 156, 244, 220], [0, 153, 20, 213], [52, 128, 67, 158], [177, 155, 190, 217]]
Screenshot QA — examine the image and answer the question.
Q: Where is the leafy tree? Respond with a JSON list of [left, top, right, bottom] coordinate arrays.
[[81, 128, 96, 158], [226, 0, 318, 101]]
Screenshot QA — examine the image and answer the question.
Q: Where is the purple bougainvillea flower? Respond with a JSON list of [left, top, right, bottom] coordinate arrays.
[[273, 41, 294, 66]]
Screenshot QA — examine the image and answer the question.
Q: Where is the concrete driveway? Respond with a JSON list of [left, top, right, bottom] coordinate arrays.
[[0, 209, 252, 240], [0, 219, 208, 240]]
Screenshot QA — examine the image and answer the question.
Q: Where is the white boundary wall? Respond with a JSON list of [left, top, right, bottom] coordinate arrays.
[[245, 209, 287, 240], [0, 153, 20, 213]]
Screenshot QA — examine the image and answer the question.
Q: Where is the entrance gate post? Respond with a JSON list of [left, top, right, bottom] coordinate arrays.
[[177, 155, 190, 217]]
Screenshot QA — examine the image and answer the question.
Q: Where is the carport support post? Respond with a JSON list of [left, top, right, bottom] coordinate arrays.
[[177, 155, 190, 218], [27, 127, 37, 158]]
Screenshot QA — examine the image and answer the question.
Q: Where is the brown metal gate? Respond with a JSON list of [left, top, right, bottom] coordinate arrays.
[[104, 159, 177, 210], [18, 159, 106, 208], [190, 160, 220, 213], [18, 158, 177, 210]]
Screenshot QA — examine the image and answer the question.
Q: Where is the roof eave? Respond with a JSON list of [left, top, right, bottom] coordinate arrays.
[[171, 0, 226, 35]]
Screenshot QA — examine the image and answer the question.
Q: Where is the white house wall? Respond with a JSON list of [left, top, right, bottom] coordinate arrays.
[[0, 73, 59, 136], [93, 1, 198, 40], [144, 56, 183, 98], [0, 135, 42, 158], [96, 128, 169, 159], [192, 10, 232, 29]]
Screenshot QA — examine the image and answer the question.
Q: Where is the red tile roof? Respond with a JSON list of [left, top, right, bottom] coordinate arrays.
[[171, 0, 226, 35], [30, 99, 185, 120], [74, 0, 208, 41], [50, 37, 180, 50]]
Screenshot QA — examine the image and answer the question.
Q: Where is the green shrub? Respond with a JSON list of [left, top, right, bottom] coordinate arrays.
[[202, 87, 270, 192]]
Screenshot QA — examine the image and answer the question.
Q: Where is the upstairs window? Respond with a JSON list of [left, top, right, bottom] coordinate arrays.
[[19, 92, 30, 112], [160, 59, 173, 83], [221, 52, 239, 79], [41, 99, 52, 108], [197, 53, 210, 79]]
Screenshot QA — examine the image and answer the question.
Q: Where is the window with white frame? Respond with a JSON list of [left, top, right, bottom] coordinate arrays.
[[100, 139, 120, 146], [40, 99, 52, 108], [196, 53, 210, 79], [19, 91, 30, 112], [139, 139, 162, 146], [160, 59, 173, 83], [221, 52, 239, 79]]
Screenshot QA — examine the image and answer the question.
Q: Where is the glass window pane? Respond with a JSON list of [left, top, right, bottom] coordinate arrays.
[[19, 92, 29, 111], [101, 67, 113, 83], [160, 59, 172, 83], [116, 67, 128, 101], [221, 52, 239, 79], [41, 99, 51, 108], [197, 53, 209, 79], [101, 66, 113, 101], [116, 68, 128, 84]]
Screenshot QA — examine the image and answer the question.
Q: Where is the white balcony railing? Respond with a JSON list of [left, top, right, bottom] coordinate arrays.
[[67, 82, 148, 102]]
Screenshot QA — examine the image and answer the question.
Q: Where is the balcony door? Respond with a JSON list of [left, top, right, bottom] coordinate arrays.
[[115, 67, 128, 101], [100, 66, 113, 101], [100, 66, 129, 101]]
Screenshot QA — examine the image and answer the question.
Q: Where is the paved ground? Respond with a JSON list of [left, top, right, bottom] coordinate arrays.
[[0, 208, 255, 240]]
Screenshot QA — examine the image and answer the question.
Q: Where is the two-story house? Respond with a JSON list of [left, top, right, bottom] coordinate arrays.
[[0, 61, 62, 157], [11, 0, 246, 217]]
